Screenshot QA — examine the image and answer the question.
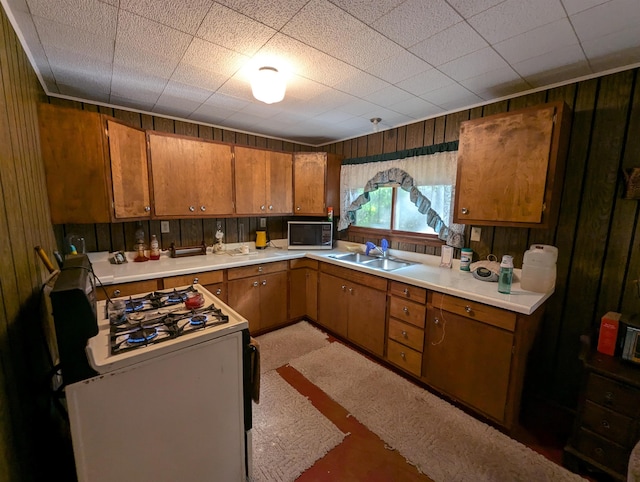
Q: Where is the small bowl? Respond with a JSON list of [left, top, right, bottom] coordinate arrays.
[[185, 292, 204, 309]]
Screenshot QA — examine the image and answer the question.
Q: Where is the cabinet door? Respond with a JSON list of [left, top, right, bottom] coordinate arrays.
[[266, 151, 292, 214], [454, 102, 568, 228], [289, 268, 308, 320], [259, 271, 288, 331], [107, 120, 150, 220], [317, 272, 348, 338], [38, 104, 112, 224], [347, 282, 386, 357], [195, 142, 234, 215], [228, 276, 261, 333], [234, 146, 266, 215], [423, 309, 513, 422], [294, 152, 326, 215]]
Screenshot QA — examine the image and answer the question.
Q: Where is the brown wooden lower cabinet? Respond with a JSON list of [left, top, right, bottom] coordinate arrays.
[[163, 270, 226, 303], [227, 261, 288, 334], [289, 259, 318, 321], [96, 279, 161, 301], [317, 263, 387, 357]]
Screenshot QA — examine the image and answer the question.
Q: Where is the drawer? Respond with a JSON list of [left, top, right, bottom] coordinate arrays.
[[389, 296, 426, 328], [387, 339, 422, 377], [575, 427, 630, 476], [582, 400, 636, 447], [290, 258, 318, 270], [431, 292, 516, 332], [389, 281, 427, 304], [320, 262, 388, 291], [228, 261, 288, 280], [388, 319, 424, 352], [96, 279, 160, 300], [163, 270, 223, 288], [586, 373, 640, 418]]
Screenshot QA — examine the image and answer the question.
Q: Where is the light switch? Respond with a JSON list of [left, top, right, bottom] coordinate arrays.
[[161, 221, 170, 233], [471, 227, 481, 241], [260, 218, 266, 228]]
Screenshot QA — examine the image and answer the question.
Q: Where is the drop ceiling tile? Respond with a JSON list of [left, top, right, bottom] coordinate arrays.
[[582, 27, 640, 71], [54, 70, 111, 99], [446, 0, 506, 18], [367, 50, 432, 84], [494, 18, 579, 64], [460, 66, 529, 99], [215, 0, 309, 29], [283, 76, 330, 102], [514, 44, 590, 85], [389, 97, 445, 119], [215, 75, 257, 102], [561, 0, 610, 16], [119, 0, 213, 35], [373, 0, 462, 48], [363, 85, 414, 107], [570, 0, 640, 43], [337, 98, 384, 117], [196, 3, 276, 56], [281, 0, 404, 70], [111, 66, 167, 102], [160, 80, 212, 104], [396, 68, 455, 96], [409, 21, 488, 66], [468, 0, 566, 44], [333, 71, 390, 97], [311, 109, 357, 124], [420, 82, 482, 109], [327, 0, 406, 24], [109, 93, 157, 112], [26, 0, 117, 37], [439, 47, 510, 82]]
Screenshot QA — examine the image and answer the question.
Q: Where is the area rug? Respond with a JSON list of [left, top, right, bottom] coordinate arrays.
[[251, 370, 346, 482], [290, 342, 586, 482], [256, 321, 330, 373]]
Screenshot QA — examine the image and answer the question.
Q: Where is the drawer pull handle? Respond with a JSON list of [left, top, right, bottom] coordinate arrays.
[[465, 305, 472, 313], [601, 420, 610, 429], [193, 277, 199, 284], [113, 289, 121, 297], [258, 266, 263, 272], [402, 331, 408, 338], [403, 288, 409, 295], [400, 352, 406, 360], [403, 306, 409, 313]]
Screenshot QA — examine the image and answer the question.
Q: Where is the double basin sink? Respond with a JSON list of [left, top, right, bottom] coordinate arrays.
[[327, 252, 416, 272]]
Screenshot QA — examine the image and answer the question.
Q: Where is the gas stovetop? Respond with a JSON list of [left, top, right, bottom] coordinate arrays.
[[88, 284, 248, 374]]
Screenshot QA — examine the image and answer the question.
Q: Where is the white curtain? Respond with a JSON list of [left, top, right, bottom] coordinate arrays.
[[338, 151, 465, 247]]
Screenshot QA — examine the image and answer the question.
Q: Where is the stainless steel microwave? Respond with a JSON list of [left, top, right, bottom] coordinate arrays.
[[287, 221, 333, 250]]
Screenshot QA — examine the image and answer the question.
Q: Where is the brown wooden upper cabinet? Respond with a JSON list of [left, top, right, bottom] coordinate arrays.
[[38, 103, 150, 224], [148, 132, 234, 217], [454, 101, 571, 228], [234, 146, 292, 215], [293, 152, 342, 216]]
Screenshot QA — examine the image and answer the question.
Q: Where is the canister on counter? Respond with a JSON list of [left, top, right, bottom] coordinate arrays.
[[460, 248, 473, 271], [327, 206, 333, 221]]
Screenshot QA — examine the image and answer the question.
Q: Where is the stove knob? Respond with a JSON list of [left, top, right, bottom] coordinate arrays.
[[189, 206, 195, 212]]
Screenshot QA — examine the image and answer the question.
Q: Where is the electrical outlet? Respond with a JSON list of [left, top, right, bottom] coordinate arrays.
[[471, 227, 481, 242], [260, 218, 266, 228], [161, 221, 170, 233]]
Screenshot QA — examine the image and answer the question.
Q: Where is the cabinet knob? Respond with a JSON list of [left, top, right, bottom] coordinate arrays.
[[341, 285, 346, 291], [215, 289, 222, 295], [262, 280, 267, 286], [200, 206, 206, 212], [113, 289, 121, 297], [349, 287, 354, 294], [465, 305, 472, 313], [189, 206, 195, 212], [193, 277, 199, 284], [594, 447, 604, 458], [601, 419, 610, 430], [604, 391, 614, 403], [296, 206, 301, 211], [258, 266, 263, 273], [261, 205, 265, 211], [461, 207, 469, 214], [400, 352, 406, 360], [403, 288, 409, 295], [402, 330, 408, 338], [403, 306, 409, 313], [253, 281, 259, 287], [268, 205, 273, 210], [144, 206, 151, 212], [434, 317, 440, 325]]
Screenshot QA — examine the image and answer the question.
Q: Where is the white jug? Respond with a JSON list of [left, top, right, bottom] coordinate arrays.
[[521, 244, 557, 293]]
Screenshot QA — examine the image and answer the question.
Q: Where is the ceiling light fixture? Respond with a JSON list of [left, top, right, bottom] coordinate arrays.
[[251, 66, 286, 104], [370, 117, 382, 132]]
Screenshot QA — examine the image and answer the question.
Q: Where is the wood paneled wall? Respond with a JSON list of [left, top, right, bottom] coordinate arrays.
[[45, 98, 316, 255], [326, 69, 640, 408], [0, 6, 61, 482]]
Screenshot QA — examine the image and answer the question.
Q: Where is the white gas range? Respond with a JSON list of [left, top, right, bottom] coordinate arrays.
[[56, 272, 253, 482]]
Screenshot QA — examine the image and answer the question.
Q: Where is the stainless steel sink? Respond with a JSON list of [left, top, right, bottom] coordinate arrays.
[[327, 252, 416, 271]]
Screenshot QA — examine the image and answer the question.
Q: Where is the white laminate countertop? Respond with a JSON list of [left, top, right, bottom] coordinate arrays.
[[87, 240, 552, 316]]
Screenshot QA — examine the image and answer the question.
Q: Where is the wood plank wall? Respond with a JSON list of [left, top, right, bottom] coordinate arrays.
[[325, 68, 640, 408], [0, 7, 61, 482], [45, 98, 317, 256]]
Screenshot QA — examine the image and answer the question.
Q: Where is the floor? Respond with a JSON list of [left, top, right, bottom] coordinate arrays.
[[277, 336, 603, 482]]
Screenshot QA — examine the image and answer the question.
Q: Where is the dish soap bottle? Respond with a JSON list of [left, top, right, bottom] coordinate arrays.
[[134, 223, 148, 262], [150, 234, 160, 260], [498, 255, 514, 294]]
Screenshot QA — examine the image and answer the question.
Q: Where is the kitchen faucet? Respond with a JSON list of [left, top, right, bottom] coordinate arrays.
[[365, 239, 389, 258]]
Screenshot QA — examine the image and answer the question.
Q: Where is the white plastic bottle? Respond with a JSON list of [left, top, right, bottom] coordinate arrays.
[[498, 255, 514, 294]]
